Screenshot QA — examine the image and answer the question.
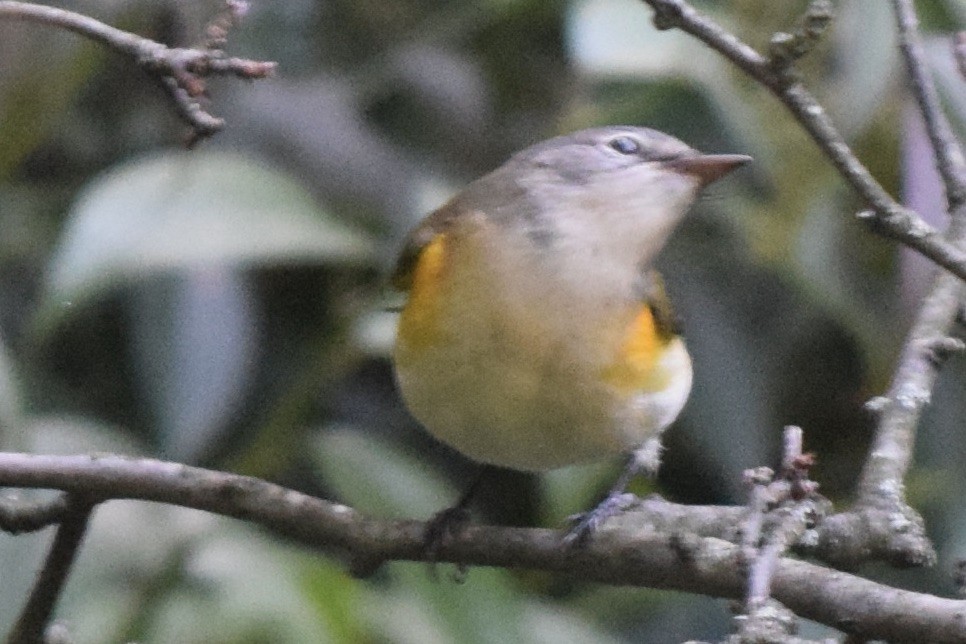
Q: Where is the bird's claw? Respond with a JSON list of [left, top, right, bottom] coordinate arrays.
[[563, 492, 638, 547], [424, 505, 471, 559]]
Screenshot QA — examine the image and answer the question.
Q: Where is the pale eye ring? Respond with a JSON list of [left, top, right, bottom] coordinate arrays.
[[608, 136, 640, 155]]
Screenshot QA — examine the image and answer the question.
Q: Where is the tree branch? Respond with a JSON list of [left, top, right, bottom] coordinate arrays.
[[893, 0, 966, 209], [0, 453, 964, 641], [640, 0, 966, 283], [6, 496, 95, 644], [640, 0, 966, 572], [0, 1, 276, 144], [845, 1, 966, 559], [855, 212, 966, 513]]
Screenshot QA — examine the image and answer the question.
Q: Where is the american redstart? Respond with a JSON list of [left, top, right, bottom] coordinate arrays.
[[391, 126, 749, 542]]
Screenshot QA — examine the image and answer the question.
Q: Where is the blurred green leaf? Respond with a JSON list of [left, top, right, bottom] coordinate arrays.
[[946, 0, 966, 24], [127, 272, 260, 462], [363, 566, 526, 644], [523, 602, 624, 644], [17, 413, 147, 455], [363, 564, 623, 644], [0, 42, 101, 180], [144, 532, 335, 643], [566, 0, 706, 79], [313, 426, 453, 519], [539, 461, 617, 526], [0, 531, 50, 630], [300, 557, 368, 644], [926, 36, 966, 137], [826, 0, 899, 138], [0, 337, 23, 443], [37, 150, 375, 333], [63, 506, 339, 643]]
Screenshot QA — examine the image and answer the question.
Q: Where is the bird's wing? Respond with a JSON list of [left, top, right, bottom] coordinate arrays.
[[639, 270, 681, 341], [390, 199, 464, 293]]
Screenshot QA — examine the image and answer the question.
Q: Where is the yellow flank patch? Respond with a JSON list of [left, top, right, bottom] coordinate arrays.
[[397, 233, 449, 353], [600, 305, 673, 393]]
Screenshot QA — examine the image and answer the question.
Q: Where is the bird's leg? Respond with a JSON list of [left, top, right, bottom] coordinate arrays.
[[423, 466, 489, 560], [563, 437, 663, 546]]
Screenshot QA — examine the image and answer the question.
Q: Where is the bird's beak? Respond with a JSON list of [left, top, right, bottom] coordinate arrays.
[[665, 154, 752, 186]]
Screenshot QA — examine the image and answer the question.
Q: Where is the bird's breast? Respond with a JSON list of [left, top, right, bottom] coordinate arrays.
[[393, 223, 691, 470]]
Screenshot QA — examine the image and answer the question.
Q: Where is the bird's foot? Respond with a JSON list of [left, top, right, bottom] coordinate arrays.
[[424, 504, 471, 560], [563, 492, 638, 547], [421, 468, 489, 580], [422, 504, 474, 582]]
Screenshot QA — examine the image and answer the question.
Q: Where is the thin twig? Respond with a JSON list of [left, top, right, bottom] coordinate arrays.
[[740, 466, 774, 565], [731, 600, 801, 643], [0, 493, 69, 534], [0, 453, 962, 641], [0, 1, 275, 144], [892, 0, 966, 209], [738, 428, 821, 640], [6, 496, 95, 644], [781, 426, 804, 472], [640, 0, 966, 283], [956, 32, 966, 81], [767, 0, 834, 68]]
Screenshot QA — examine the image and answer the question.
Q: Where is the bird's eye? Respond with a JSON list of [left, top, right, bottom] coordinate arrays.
[[608, 136, 640, 155]]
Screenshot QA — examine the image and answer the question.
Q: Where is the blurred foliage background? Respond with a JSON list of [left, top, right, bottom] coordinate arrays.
[[0, 0, 965, 641]]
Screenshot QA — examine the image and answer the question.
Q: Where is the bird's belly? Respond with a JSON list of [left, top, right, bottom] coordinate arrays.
[[395, 334, 612, 470], [394, 291, 692, 471]]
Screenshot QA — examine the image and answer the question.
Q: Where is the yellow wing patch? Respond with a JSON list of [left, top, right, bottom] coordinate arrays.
[[600, 305, 675, 394], [396, 233, 449, 355]]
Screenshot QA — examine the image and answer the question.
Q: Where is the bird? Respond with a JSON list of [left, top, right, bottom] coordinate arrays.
[[390, 125, 749, 544]]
